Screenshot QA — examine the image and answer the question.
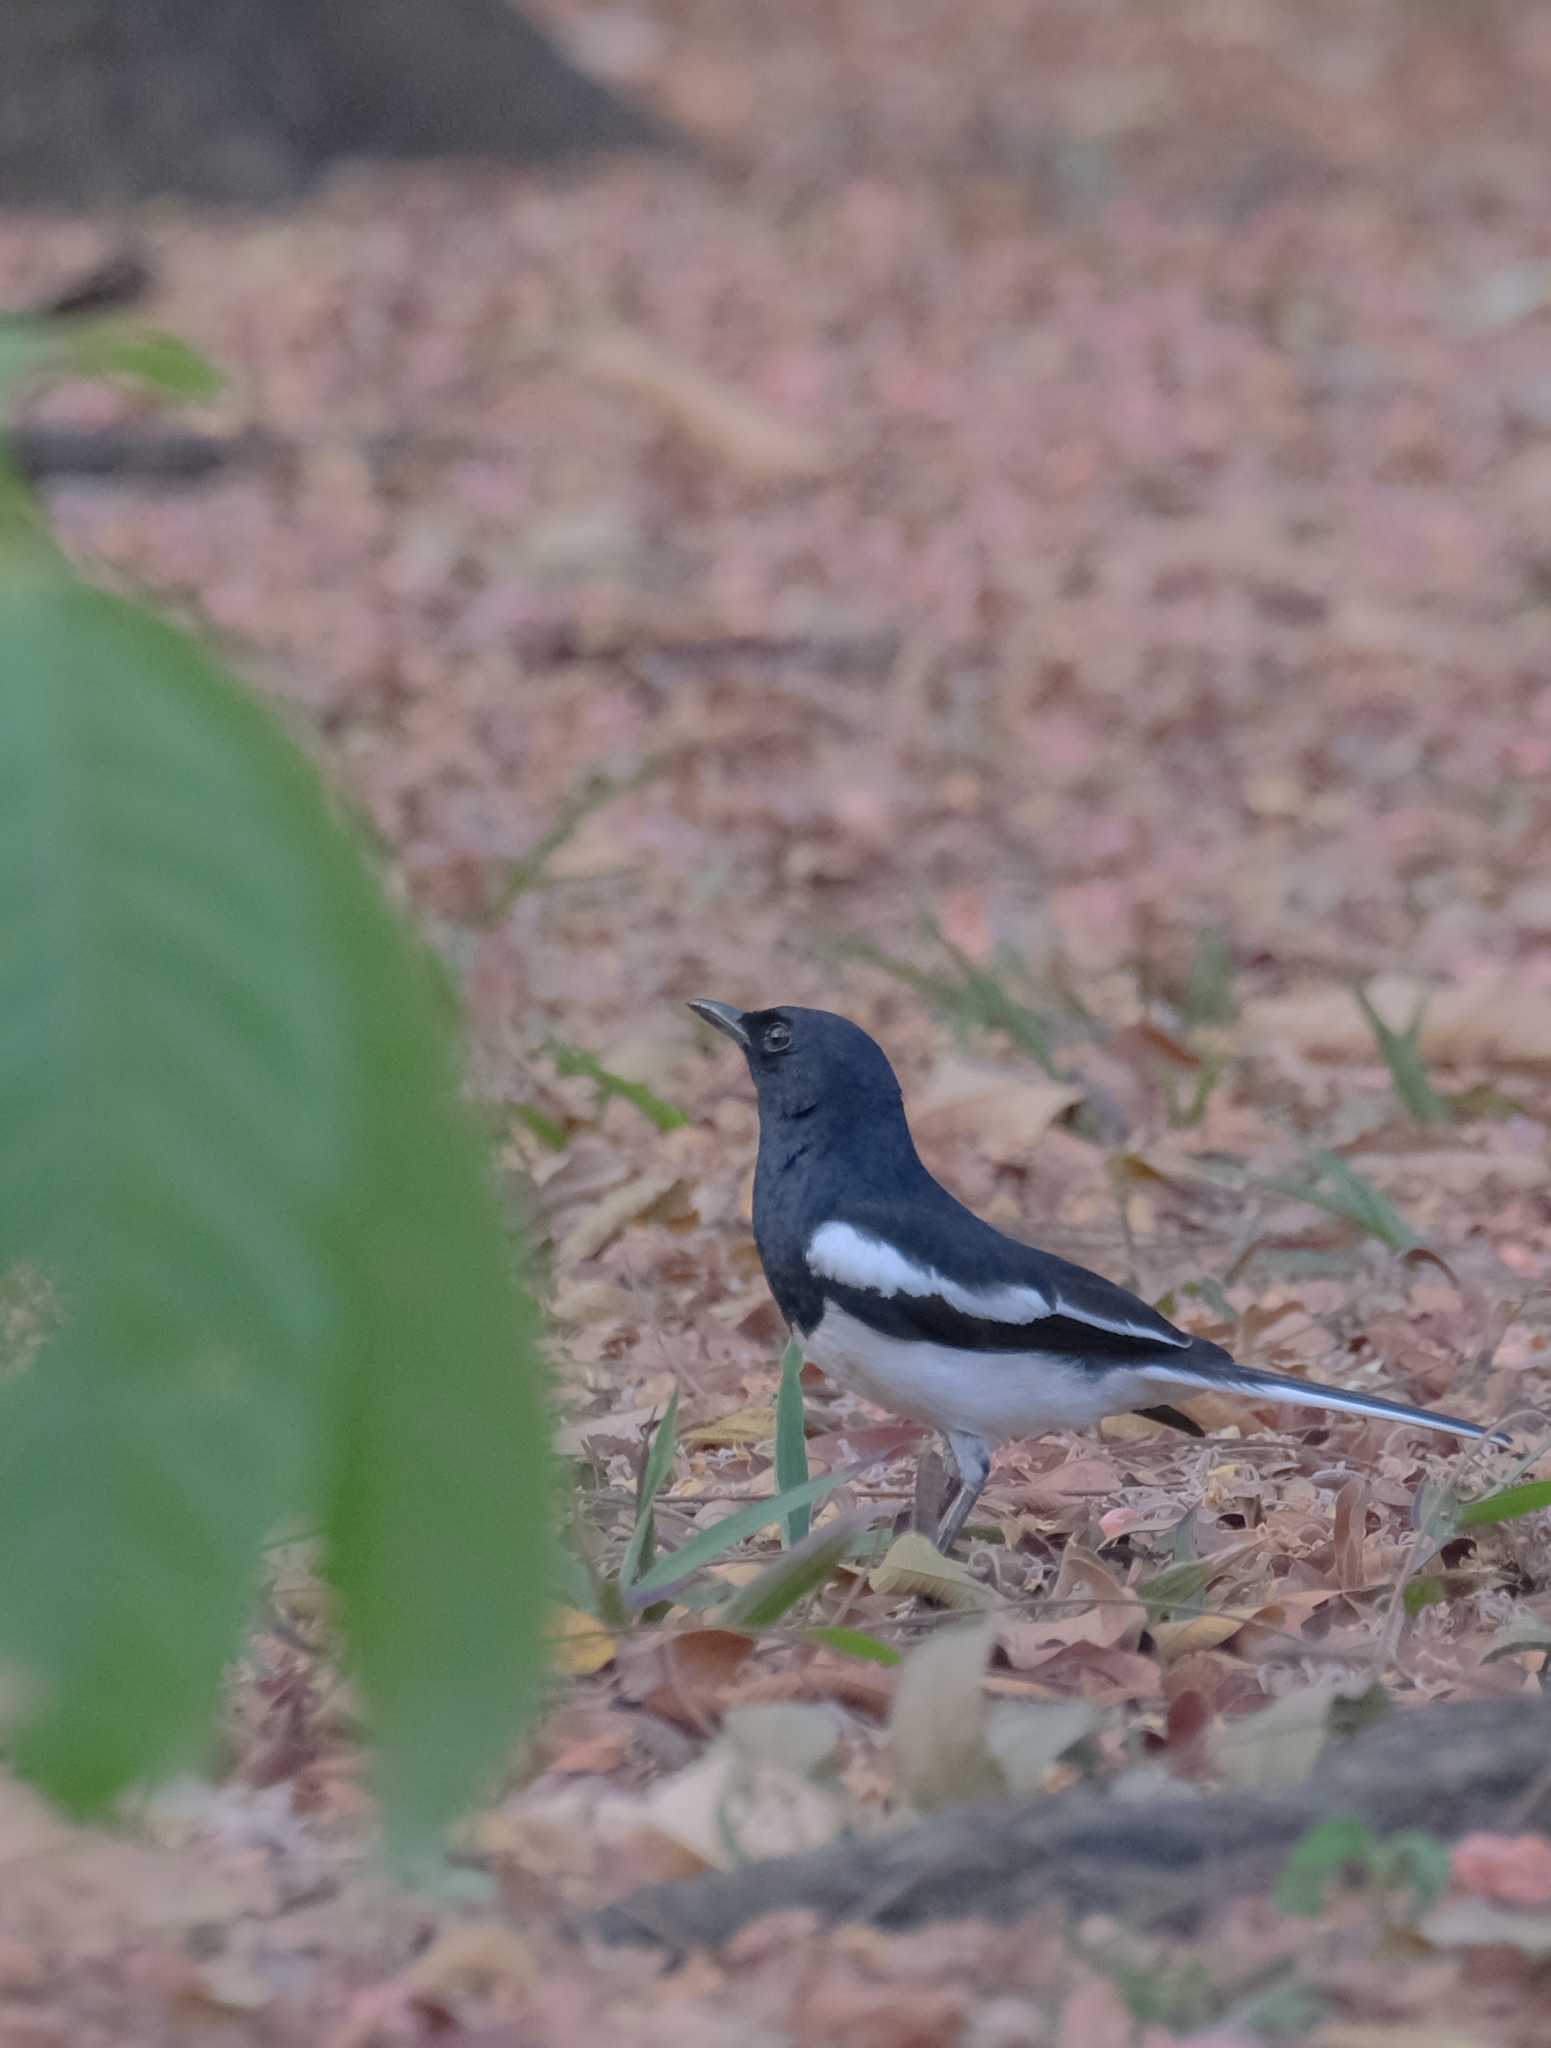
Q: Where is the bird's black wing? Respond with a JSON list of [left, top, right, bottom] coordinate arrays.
[[805, 1203, 1209, 1365]]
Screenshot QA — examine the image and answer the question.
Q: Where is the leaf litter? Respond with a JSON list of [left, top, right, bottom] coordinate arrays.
[[8, 0, 1551, 2037]]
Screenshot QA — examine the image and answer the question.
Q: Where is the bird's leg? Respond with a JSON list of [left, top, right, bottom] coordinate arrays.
[[935, 1430, 992, 1553], [912, 1440, 954, 1536]]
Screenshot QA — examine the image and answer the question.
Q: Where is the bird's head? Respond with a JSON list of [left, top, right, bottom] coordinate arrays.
[[688, 1000, 904, 1124]]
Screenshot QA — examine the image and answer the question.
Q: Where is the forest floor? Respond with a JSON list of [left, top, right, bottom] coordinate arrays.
[[5, 0, 1551, 2041]]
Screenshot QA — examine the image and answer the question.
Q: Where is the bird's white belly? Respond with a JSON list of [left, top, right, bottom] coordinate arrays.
[[802, 1303, 1149, 1442]]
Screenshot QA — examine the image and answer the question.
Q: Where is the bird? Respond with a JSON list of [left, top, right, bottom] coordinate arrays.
[[689, 999, 1500, 1553]]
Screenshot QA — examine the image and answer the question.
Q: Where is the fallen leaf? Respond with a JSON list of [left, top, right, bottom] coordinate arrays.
[[999, 1546, 1143, 1667], [911, 1057, 1082, 1163], [1452, 1831, 1551, 1908], [1210, 1682, 1343, 1788], [572, 325, 830, 480], [550, 1605, 617, 1677], [682, 1405, 777, 1447], [643, 1735, 846, 1869], [889, 1617, 1001, 1809], [1151, 1613, 1246, 1662], [869, 1531, 997, 1611], [983, 1700, 1096, 1792], [558, 1171, 693, 1262], [641, 1628, 757, 1728]]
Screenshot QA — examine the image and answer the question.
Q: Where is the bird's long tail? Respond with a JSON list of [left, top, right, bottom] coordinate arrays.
[[1141, 1356, 1498, 1441]]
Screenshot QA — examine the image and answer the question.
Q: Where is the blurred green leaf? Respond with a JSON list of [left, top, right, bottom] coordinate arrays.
[[1274, 1819, 1375, 1916], [1182, 927, 1237, 1028], [803, 1624, 903, 1666], [0, 318, 222, 406], [0, 562, 549, 1842], [1353, 985, 1451, 1126], [1457, 1478, 1551, 1528], [1262, 1150, 1418, 1254], [776, 1338, 810, 1547], [719, 1512, 865, 1627]]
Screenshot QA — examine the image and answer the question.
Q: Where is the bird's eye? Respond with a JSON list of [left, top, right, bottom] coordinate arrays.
[[763, 1021, 793, 1054]]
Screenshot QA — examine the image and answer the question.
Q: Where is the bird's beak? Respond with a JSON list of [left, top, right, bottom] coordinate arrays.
[[687, 998, 750, 1047]]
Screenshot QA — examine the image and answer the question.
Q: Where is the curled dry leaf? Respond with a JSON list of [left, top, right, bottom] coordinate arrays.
[[999, 1546, 1144, 1669], [640, 1628, 757, 1729], [869, 1531, 997, 1611]]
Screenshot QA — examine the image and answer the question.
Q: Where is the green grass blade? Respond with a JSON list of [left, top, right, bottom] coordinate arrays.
[[629, 1466, 861, 1599], [543, 1039, 687, 1133], [1457, 1479, 1551, 1528], [719, 1512, 867, 1627], [619, 1390, 680, 1591], [1262, 1152, 1418, 1254], [1353, 986, 1451, 1126], [803, 1625, 903, 1667], [776, 1339, 810, 1546]]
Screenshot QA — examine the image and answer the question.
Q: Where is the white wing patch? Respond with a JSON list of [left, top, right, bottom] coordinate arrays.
[[806, 1220, 1049, 1325], [1052, 1292, 1190, 1348]]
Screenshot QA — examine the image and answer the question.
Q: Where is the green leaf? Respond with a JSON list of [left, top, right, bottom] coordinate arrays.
[[629, 1466, 861, 1599], [619, 1392, 680, 1592], [1457, 1478, 1551, 1528], [1136, 1556, 1220, 1617], [1353, 985, 1451, 1126], [1373, 1829, 1452, 1913], [803, 1625, 903, 1667], [719, 1512, 867, 1628], [0, 318, 222, 407], [1182, 927, 1236, 1028], [775, 1338, 810, 1547], [1274, 1819, 1376, 1916], [542, 1039, 687, 1133], [0, 563, 549, 1843]]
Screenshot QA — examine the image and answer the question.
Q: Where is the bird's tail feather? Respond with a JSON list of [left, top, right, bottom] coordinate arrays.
[[1141, 1358, 1497, 1441]]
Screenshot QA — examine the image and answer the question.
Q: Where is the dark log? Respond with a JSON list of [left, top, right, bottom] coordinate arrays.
[[0, 0, 674, 205], [586, 1697, 1551, 1950]]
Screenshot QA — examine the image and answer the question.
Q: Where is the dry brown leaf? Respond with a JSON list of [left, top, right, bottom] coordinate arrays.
[[641, 1628, 757, 1728], [571, 326, 830, 480], [999, 1546, 1143, 1667], [1332, 1474, 1370, 1592], [558, 1171, 693, 1263], [911, 1057, 1082, 1163], [1232, 1588, 1338, 1662]]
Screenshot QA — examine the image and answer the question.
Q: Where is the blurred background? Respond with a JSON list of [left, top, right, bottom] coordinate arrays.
[[7, 0, 1550, 1470], [6, 2, 1551, 2036]]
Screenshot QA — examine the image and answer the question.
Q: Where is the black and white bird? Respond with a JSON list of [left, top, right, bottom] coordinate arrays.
[[690, 1000, 1498, 1552]]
